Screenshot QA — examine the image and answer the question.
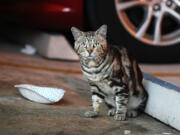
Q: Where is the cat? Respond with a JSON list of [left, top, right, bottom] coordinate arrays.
[[71, 25, 147, 121]]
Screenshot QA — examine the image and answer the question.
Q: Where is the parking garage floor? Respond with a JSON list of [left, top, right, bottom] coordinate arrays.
[[0, 39, 180, 135]]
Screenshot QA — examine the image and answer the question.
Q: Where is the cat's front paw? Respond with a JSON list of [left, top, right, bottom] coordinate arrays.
[[107, 109, 115, 116], [84, 110, 98, 118], [114, 113, 126, 121]]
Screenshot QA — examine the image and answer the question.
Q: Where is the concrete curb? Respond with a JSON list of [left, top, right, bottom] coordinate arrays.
[[143, 73, 180, 131]]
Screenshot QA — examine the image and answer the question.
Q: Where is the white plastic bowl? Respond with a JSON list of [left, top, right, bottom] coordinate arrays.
[[15, 84, 65, 104]]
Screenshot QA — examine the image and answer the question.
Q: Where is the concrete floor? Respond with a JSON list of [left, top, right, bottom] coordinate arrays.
[[0, 39, 180, 135]]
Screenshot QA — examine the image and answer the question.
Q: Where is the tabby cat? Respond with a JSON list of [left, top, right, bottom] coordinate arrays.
[[71, 25, 147, 121]]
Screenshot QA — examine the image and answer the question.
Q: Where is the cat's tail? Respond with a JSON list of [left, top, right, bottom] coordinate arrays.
[[138, 88, 148, 113]]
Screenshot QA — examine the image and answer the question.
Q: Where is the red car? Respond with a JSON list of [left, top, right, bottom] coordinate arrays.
[[0, 0, 179, 63]]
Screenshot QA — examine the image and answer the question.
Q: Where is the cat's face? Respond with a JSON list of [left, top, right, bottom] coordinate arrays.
[[71, 25, 108, 67]]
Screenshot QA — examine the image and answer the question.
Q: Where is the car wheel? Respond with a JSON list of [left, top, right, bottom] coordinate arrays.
[[85, 0, 180, 63]]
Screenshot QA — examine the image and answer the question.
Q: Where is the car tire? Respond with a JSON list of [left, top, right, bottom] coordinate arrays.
[[85, 0, 180, 63]]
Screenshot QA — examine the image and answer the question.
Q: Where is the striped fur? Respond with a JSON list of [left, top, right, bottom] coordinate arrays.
[[71, 25, 147, 121]]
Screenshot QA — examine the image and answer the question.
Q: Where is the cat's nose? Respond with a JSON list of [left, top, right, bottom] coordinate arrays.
[[88, 48, 94, 53]]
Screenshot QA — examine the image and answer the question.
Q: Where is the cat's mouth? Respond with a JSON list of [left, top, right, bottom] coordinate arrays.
[[85, 56, 95, 59], [80, 55, 105, 68], [81, 55, 104, 60]]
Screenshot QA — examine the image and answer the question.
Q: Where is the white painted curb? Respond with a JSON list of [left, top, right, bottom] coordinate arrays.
[[143, 73, 180, 131]]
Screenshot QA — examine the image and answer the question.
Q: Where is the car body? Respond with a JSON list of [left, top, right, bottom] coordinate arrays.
[[0, 0, 83, 30]]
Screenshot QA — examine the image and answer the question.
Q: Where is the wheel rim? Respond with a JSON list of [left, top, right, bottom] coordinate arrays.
[[114, 0, 180, 46]]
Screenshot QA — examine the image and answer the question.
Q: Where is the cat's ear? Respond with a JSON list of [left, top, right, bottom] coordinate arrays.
[[71, 27, 84, 40], [95, 25, 107, 38]]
